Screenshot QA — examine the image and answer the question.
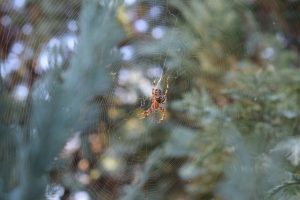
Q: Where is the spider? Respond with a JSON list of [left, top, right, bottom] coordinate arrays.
[[143, 78, 169, 122]]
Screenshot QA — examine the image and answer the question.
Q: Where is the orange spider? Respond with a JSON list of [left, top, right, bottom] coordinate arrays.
[[143, 78, 169, 121]]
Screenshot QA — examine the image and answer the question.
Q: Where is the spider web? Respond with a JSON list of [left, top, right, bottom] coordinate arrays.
[[1, 0, 291, 199], [0, 0, 189, 199]]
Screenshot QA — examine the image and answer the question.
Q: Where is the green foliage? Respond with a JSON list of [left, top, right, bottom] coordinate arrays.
[[117, 0, 300, 199]]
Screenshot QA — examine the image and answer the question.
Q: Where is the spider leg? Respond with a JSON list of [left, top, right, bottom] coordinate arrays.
[[164, 77, 169, 96], [159, 106, 166, 122], [153, 79, 156, 87], [151, 79, 156, 97], [143, 107, 153, 118]]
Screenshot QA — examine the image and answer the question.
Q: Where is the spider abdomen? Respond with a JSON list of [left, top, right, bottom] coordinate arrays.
[[155, 96, 165, 103]]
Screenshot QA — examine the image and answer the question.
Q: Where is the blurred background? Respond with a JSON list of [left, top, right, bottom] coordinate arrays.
[[1, 0, 300, 199]]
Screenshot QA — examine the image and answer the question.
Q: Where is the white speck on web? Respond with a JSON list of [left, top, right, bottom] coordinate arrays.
[[63, 34, 78, 51], [120, 45, 134, 61], [22, 23, 33, 35], [73, 191, 90, 200], [261, 47, 274, 60], [134, 19, 149, 33], [13, 84, 29, 101], [48, 38, 61, 49], [124, 0, 136, 6], [13, 0, 26, 10], [149, 6, 161, 19], [67, 20, 78, 32], [11, 42, 24, 55], [0, 54, 21, 78], [63, 132, 81, 156], [151, 26, 165, 39]]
